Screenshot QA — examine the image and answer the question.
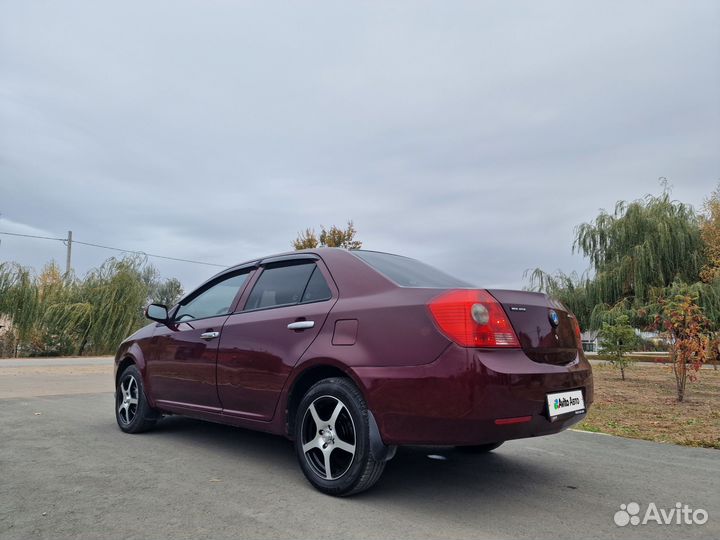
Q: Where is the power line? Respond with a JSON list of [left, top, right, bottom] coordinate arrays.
[[70, 239, 230, 268], [0, 230, 230, 268], [0, 231, 66, 242]]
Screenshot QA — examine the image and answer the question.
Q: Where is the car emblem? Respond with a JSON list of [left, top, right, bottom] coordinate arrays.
[[548, 309, 560, 327]]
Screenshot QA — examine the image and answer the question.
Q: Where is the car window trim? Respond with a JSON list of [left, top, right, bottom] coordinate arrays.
[[169, 312, 232, 325], [240, 260, 316, 312], [238, 296, 334, 314], [259, 253, 319, 265], [172, 267, 255, 322], [238, 259, 335, 313]]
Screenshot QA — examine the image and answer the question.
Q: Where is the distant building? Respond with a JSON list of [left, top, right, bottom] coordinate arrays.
[[581, 330, 599, 353], [581, 328, 666, 354]]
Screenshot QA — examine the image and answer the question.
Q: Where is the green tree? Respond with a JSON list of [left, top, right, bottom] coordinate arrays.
[[598, 314, 637, 380], [293, 220, 362, 250], [0, 256, 183, 357], [528, 187, 704, 330], [137, 265, 184, 307], [0, 263, 40, 351], [152, 277, 184, 307], [44, 257, 151, 355], [574, 190, 702, 304]]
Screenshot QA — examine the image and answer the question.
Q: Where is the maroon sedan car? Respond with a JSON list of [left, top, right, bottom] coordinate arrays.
[[114, 248, 593, 495]]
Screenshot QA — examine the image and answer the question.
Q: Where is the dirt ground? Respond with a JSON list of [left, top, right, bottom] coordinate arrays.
[[577, 363, 720, 449]]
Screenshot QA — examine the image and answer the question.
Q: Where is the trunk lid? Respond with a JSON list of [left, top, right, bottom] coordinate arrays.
[[487, 289, 580, 365]]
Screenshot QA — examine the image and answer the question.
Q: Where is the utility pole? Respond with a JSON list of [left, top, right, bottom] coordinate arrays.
[[65, 230, 72, 276]]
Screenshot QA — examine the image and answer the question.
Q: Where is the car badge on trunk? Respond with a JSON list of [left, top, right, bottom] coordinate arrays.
[[548, 309, 560, 327]]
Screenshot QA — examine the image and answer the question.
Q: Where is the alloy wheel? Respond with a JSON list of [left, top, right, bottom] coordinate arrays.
[[117, 374, 139, 425], [301, 395, 356, 480]]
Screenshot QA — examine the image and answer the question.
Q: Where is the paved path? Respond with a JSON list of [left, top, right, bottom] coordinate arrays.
[[0, 356, 112, 399], [0, 359, 718, 539], [588, 359, 718, 369]]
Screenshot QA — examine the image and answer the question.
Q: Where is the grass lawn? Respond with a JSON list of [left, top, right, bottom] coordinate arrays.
[[576, 363, 720, 449]]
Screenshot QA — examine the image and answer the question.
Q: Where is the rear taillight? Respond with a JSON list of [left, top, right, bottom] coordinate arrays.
[[570, 316, 582, 348], [428, 289, 520, 348]]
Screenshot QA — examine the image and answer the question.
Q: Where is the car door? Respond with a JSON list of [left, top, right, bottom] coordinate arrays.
[[217, 258, 337, 421], [147, 269, 253, 411]]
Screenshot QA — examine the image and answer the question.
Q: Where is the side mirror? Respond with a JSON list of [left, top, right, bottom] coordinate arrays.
[[145, 303, 169, 323]]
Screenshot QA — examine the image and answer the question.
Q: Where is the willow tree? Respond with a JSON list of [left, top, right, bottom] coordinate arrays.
[[524, 269, 595, 329], [576, 191, 703, 304], [151, 278, 184, 307], [0, 256, 181, 357], [0, 262, 75, 355], [46, 257, 152, 354], [528, 189, 704, 329], [0, 263, 42, 350]]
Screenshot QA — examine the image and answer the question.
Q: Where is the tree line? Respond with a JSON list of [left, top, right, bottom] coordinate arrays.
[[527, 183, 720, 401], [0, 257, 182, 357], [0, 222, 363, 358], [3, 184, 717, 400]]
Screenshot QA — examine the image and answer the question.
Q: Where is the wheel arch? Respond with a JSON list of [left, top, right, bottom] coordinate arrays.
[[113, 341, 151, 402], [116, 356, 136, 387], [284, 360, 367, 438]]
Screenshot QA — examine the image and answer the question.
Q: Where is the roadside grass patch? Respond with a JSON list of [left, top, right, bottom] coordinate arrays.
[[576, 364, 720, 449]]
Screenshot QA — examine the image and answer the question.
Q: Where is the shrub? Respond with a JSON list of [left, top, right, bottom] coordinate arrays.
[[598, 314, 638, 380]]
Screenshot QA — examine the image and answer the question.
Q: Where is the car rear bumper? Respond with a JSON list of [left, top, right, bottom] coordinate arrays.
[[353, 345, 594, 446]]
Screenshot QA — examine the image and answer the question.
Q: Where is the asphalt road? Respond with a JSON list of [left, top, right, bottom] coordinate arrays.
[[1, 359, 718, 539]]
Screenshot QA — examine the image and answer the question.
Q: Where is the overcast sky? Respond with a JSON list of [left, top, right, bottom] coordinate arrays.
[[1, 1, 718, 293]]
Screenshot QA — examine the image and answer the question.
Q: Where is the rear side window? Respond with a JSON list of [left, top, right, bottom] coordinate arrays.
[[301, 267, 332, 303], [245, 261, 331, 310], [352, 250, 471, 288]]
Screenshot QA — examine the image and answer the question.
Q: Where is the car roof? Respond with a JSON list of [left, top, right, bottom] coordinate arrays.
[[191, 247, 397, 299], [200, 247, 353, 283]]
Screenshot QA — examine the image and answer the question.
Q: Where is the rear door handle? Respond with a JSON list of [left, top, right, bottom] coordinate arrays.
[[200, 331, 220, 341], [287, 321, 315, 330]]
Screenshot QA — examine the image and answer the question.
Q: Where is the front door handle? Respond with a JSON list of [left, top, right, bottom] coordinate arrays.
[[200, 331, 220, 341], [287, 320, 315, 330]]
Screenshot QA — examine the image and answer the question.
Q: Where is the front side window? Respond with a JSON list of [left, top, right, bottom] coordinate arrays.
[[175, 272, 250, 321], [245, 261, 330, 310]]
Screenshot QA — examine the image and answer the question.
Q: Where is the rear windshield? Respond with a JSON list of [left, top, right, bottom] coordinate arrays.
[[352, 251, 471, 288]]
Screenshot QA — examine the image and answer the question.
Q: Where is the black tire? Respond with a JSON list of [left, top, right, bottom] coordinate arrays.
[[115, 364, 158, 434], [294, 377, 385, 496], [457, 441, 504, 453]]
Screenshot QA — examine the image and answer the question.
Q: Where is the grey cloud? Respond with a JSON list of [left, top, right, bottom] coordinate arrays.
[[1, 0, 718, 291]]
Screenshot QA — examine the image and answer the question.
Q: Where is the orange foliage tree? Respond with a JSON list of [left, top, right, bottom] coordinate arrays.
[[699, 185, 720, 283], [654, 293, 711, 402], [293, 221, 362, 250]]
